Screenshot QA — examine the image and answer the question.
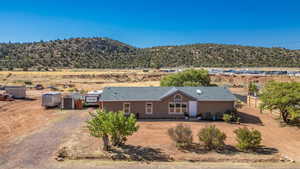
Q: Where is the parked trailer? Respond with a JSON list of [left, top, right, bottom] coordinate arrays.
[[5, 86, 26, 99], [42, 92, 61, 108], [84, 90, 102, 106]]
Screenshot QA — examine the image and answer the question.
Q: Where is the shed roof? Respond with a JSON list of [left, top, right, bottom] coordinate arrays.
[[101, 86, 236, 101]]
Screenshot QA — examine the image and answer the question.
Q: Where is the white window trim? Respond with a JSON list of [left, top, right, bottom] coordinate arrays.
[[168, 102, 175, 114], [145, 102, 153, 114], [181, 102, 188, 113], [168, 102, 187, 114], [174, 94, 182, 102], [123, 102, 131, 115]]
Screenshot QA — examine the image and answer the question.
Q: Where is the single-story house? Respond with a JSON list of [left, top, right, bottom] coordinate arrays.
[[100, 86, 236, 119]]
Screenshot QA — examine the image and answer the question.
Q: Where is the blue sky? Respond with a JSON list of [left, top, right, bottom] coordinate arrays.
[[1, 0, 300, 49]]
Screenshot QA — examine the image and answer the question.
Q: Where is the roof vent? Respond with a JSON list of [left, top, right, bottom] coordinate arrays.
[[196, 89, 202, 95]]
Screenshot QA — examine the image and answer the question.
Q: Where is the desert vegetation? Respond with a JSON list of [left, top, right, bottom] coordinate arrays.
[[160, 69, 211, 86], [1, 37, 300, 70], [86, 110, 139, 151], [197, 125, 227, 150], [168, 124, 193, 148], [260, 81, 300, 124], [234, 127, 262, 151], [167, 124, 264, 153]]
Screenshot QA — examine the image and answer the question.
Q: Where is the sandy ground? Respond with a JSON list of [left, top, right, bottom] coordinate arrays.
[[51, 161, 300, 169], [58, 103, 300, 163], [0, 90, 66, 151], [0, 110, 90, 169]]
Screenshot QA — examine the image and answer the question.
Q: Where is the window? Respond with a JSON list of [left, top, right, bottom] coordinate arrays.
[[169, 102, 188, 114], [145, 103, 153, 114], [175, 103, 181, 113], [169, 103, 175, 113], [181, 103, 187, 113], [174, 94, 182, 102], [123, 103, 131, 115]]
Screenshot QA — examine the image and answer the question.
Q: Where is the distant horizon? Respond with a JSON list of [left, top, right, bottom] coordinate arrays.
[[1, 36, 300, 50], [1, 0, 300, 49]]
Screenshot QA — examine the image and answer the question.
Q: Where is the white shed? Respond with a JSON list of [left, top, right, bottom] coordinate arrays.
[[5, 86, 26, 99]]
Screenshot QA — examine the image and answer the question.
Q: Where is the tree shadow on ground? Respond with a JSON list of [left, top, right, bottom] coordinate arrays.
[[179, 144, 278, 156], [238, 111, 264, 126], [280, 120, 300, 129], [178, 143, 208, 154], [109, 144, 173, 162], [180, 144, 238, 156], [253, 147, 279, 155]]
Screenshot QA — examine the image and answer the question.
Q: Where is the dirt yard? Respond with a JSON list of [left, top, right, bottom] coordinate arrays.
[[58, 104, 300, 163], [0, 89, 69, 151]]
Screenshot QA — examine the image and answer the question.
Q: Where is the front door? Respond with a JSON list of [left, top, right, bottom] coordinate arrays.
[[189, 101, 197, 117]]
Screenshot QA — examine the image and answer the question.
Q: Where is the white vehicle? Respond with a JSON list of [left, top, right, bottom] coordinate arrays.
[[84, 90, 102, 106]]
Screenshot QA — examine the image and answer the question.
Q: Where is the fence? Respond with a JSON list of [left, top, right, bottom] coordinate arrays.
[[247, 95, 280, 116]]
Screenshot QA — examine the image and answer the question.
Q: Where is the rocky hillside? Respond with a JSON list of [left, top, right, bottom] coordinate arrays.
[[0, 37, 300, 69]]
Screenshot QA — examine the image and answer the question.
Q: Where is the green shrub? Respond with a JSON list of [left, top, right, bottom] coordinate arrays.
[[68, 87, 78, 92], [168, 124, 193, 147], [222, 114, 233, 123], [24, 80, 33, 85], [198, 125, 226, 150], [223, 109, 240, 123], [79, 89, 87, 94], [234, 127, 262, 151]]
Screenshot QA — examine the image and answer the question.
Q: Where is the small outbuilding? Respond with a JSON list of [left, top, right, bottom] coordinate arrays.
[[5, 86, 26, 99], [42, 92, 61, 108], [62, 93, 82, 109]]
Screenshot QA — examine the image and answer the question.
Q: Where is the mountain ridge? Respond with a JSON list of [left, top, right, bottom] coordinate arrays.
[[1, 37, 300, 69]]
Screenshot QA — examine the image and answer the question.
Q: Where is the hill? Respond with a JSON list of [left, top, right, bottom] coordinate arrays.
[[0, 37, 300, 69]]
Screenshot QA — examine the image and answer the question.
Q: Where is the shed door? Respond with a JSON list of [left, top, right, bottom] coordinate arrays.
[[64, 98, 73, 109], [189, 101, 197, 117]]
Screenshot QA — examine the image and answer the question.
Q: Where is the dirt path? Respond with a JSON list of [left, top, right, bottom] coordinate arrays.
[[238, 106, 300, 161], [0, 110, 89, 169]]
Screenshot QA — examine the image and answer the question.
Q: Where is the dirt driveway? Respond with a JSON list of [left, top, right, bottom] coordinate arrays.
[[0, 110, 89, 169]]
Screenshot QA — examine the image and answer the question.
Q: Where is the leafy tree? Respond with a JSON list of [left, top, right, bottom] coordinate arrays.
[[86, 110, 139, 150], [160, 69, 211, 87], [168, 124, 193, 148], [234, 127, 262, 151], [198, 125, 226, 150], [260, 81, 300, 123], [86, 109, 112, 151], [109, 111, 139, 146]]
